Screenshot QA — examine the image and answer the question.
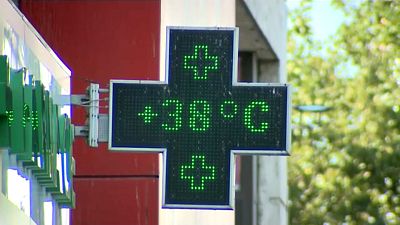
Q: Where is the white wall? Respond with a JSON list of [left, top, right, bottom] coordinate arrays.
[[244, 0, 288, 82], [243, 0, 287, 69], [0, 192, 38, 225], [159, 0, 236, 82]]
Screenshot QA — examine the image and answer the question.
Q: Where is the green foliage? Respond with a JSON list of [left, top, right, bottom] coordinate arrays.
[[288, 1, 400, 224]]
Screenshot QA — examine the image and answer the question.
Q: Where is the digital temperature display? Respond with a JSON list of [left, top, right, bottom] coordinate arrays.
[[109, 27, 290, 209]]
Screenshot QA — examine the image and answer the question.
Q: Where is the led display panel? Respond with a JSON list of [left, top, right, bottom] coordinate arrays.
[[109, 27, 290, 209]]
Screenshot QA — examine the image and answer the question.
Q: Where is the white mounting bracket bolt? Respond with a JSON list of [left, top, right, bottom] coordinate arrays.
[[88, 83, 99, 147]]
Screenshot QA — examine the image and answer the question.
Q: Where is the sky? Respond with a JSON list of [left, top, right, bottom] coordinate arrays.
[[286, 0, 359, 78], [287, 0, 345, 42]]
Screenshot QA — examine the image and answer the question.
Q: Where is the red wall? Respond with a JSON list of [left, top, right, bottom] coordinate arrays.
[[20, 1, 160, 224]]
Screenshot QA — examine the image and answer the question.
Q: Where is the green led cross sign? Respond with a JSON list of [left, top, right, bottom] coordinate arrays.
[[109, 27, 290, 209], [183, 45, 218, 80], [180, 155, 216, 191]]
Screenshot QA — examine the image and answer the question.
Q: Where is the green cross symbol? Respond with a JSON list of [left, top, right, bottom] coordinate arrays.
[[180, 155, 216, 191], [183, 45, 219, 80], [138, 106, 158, 124]]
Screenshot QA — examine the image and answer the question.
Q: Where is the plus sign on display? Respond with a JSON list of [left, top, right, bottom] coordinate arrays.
[[109, 27, 290, 209]]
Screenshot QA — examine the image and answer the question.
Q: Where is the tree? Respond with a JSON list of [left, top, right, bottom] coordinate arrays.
[[288, 1, 400, 224]]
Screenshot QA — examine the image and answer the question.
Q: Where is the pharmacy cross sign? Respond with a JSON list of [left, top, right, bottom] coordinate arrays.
[[109, 27, 290, 209]]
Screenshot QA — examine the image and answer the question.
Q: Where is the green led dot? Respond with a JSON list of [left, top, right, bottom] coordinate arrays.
[[162, 99, 182, 131], [6, 110, 13, 127], [220, 100, 238, 119], [244, 101, 269, 133], [138, 106, 158, 124], [183, 45, 219, 80], [32, 110, 39, 130], [180, 155, 216, 191], [189, 100, 211, 132], [22, 104, 31, 128]]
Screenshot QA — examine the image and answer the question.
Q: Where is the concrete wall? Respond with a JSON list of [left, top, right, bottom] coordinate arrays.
[[244, 0, 287, 83], [243, 1, 288, 225], [256, 156, 288, 225], [243, 0, 287, 73]]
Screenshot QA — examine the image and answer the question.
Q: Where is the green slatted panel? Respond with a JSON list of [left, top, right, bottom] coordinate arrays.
[[31, 81, 45, 173], [0, 56, 10, 114], [49, 98, 60, 193], [56, 114, 66, 199], [63, 116, 75, 208], [44, 91, 51, 180], [10, 68, 25, 154], [37, 91, 57, 189], [32, 81, 45, 174], [1, 54, 75, 207], [35, 89, 50, 179], [53, 114, 69, 203], [47, 102, 62, 194], [0, 56, 11, 147], [19, 76, 34, 162]]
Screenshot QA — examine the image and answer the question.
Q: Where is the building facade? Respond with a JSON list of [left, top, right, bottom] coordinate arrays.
[[0, 0, 73, 224], [0, 0, 288, 224]]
